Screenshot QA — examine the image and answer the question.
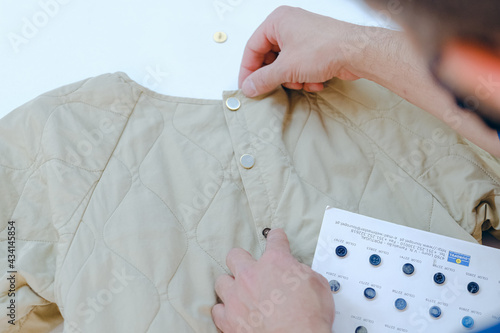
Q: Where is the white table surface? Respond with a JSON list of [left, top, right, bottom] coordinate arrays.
[[0, 0, 393, 118]]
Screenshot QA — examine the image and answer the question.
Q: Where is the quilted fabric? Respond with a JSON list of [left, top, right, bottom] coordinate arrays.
[[1, 72, 500, 332]]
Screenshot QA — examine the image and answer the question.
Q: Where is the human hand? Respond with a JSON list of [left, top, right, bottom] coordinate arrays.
[[212, 229, 334, 333], [238, 6, 362, 97]]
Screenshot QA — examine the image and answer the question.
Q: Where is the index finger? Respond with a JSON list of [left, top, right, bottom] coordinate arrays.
[[238, 20, 280, 88], [265, 228, 291, 254], [226, 247, 255, 277]]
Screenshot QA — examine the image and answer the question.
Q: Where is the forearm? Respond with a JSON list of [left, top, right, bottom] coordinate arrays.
[[346, 27, 500, 157]]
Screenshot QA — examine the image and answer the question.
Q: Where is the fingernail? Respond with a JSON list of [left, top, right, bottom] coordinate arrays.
[[242, 78, 257, 97]]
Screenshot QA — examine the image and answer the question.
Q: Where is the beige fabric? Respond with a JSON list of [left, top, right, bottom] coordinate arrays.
[[1, 72, 500, 332]]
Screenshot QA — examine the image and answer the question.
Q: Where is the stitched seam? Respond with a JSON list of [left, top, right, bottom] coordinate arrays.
[[102, 233, 162, 333], [322, 82, 405, 110], [61, 222, 96, 310], [134, 101, 195, 331], [51, 182, 97, 304], [0, 103, 64, 171], [360, 132, 466, 225], [171, 102, 230, 273], [136, 100, 189, 259], [67, 92, 143, 234], [418, 154, 500, 185], [134, 179, 193, 331], [316, 89, 495, 225], [0, 159, 98, 235], [291, 93, 313, 162], [57, 92, 143, 307], [360, 117, 455, 148], [357, 162, 377, 211], [41, 77, 92, 98], [38, 158, 103, 172], [429, 198, 435, 231], [291, 91, 375, 210], [63, 101, 129, 118], [239, 104, 291, 223], [240, 114, 278, 229], [13, 302, 55, 330], [0, 77, 98, 171], [55, 181, 98, 271], [117, 72, 220, 106]]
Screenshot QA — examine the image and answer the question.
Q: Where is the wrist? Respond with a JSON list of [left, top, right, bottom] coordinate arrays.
[[341, 25, 403, 82]]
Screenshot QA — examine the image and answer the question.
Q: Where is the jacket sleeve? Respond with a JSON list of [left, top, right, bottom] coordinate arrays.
[[0, 73, 136, 332]]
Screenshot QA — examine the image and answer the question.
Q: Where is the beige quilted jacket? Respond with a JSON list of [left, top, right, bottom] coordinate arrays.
[[1, 72, 499, 332]]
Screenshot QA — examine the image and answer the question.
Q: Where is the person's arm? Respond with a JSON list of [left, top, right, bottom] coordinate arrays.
[[238, 6, 500, 157], [212, 229, 334, 333], [351, 28, 500, 156]]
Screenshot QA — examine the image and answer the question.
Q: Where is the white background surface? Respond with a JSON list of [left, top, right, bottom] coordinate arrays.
[[0, 0, 393, 119]]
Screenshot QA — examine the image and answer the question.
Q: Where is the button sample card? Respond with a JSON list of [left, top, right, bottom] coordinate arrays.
[[312, 208, 500, 333]]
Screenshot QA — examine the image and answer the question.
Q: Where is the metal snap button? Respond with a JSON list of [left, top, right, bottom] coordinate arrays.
[[240, 154, 255, 169], [226, 97, 240, 111], [262, 228, 271, 238]]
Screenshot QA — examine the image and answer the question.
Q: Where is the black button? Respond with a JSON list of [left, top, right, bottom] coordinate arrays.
[[329, 280, 341, 293], [355, 326, 368, 333], [335, 245, 348, 257], [364, 287, 376, 299], [402, 263, 415, 275], [429, 305, 442, 318], [434, 272, 446, 285], [369, 254, 381, 266], [395, 298, 407, 310], [262, 228, 271, 238], [467, 282, 479, 294]]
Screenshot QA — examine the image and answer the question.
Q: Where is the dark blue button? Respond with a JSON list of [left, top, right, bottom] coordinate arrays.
[[355, 326, 368, 333], [395, 298, 407, 310], [462, 316, 474, 328], [336, 245, 348, 257], [402, 263, 415, 275], [369, 254, 381, 266], [364, 287, 376, 299], [467, 282, 479, 294], [434, 272, 446, 285], [429, 306, 442, 318], [329, 280, 340, 293]]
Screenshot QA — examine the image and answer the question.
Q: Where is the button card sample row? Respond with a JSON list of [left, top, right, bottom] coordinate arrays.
[[312, 208, 500, 333]]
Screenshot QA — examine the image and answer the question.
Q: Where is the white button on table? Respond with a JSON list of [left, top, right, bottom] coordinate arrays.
[[240, 154, 255, 169], [213, 31, 228, 43], [226, 97, 241, 111]]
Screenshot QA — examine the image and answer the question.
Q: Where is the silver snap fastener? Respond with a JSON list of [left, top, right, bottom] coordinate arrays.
[[226, 97, 240, 111], [240, 154, 255, 169]]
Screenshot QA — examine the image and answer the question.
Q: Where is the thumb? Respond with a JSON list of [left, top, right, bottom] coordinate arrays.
[[241, 60, 286, 98]]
